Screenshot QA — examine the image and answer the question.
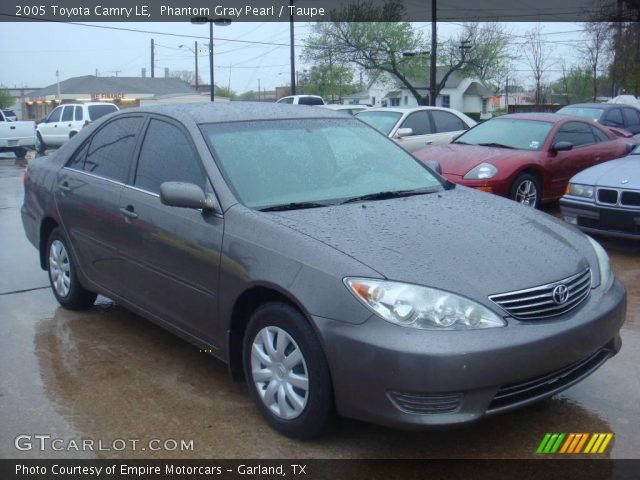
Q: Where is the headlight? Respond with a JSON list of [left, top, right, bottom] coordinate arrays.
[[586, 236, 613, 290], [568, 183, 594, 198], [344, 278, 506, 330], [463, 162, 498, 180]]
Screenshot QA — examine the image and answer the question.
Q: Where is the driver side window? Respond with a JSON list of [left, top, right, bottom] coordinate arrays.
[[554, 122, 597, 148], [47, 107, 63, 123], [400, 111, 432, 136]]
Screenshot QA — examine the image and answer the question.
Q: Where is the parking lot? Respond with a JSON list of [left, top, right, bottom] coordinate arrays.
[[1, 154, 639, 460]]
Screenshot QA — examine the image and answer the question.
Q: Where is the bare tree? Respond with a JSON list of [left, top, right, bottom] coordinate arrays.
[[170, 70, 202, 86], [579, 22, 611, 101], [521, 24, 555, 105]]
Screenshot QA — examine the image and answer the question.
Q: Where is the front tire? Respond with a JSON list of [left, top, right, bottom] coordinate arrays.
[[510, 173, 541, 208], [13, 147, 27, 159], [46, 228, 97, 310], [243, 302, 334, 439], [35, 133, 47, 154]]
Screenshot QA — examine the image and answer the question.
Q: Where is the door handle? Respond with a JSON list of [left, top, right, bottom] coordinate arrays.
[[10, 126, 15, 130], [58, 181, 71, 192], [120, 205, 138, 219], [425, 140, 433, 145], [54, 125, 57, 128], [68, 124, 72, 127]]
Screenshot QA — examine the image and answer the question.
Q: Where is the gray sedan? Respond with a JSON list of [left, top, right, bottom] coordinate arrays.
[[561, 144, 640, 239], [21, 103, 625, 438]]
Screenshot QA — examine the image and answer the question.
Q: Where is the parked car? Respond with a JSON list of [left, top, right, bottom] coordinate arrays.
[[557, 103, 640, 138], [414, 113, 636, 208], [276, 95, 325, 105], [355, 107, 476, 152], [0, 109, 35, 158], [2, 109, 18, 122], [560, 144, 640, 239], [36, 102, 118, 153], [319, 104, 369, 115], [22, 103, 625, 439]]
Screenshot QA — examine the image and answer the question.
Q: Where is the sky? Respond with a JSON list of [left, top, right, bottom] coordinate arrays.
[[0, 21, 587, 94]]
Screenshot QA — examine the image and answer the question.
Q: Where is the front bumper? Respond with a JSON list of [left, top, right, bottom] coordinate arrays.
[[314, 278, 626, 429], [560, 197, 640, 239]]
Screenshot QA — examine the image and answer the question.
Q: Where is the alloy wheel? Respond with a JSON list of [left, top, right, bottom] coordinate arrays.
[[515, 180, 537, 207]]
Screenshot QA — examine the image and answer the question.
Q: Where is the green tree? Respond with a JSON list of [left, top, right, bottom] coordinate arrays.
[[239, 90, 256, 100], [301, 64, 359, 102], [0, 87, 13, 108], [215, 86, 237, 100]]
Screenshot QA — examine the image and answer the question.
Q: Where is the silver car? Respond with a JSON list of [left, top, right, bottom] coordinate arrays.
[[561, 144, 640, 239], [22, 103, 625, 439], [356, 106, 476, 152]]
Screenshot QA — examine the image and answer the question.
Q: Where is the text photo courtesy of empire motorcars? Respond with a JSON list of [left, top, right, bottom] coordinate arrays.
[[1, 0, 640, 478]]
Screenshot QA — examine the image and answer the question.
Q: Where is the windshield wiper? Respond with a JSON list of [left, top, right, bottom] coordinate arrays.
[[476, 142, 515, 149], [258, 201, 332, 212], [340, 187, 440, 205], [452, 140, 472, 145]]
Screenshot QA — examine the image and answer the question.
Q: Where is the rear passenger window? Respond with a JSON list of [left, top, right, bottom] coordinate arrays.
[[83, 116, 144, 182], [622, 108, 640, 128], [431, 110, 466, 132], [401, 111, 432, 136], [74, 106, 83, 121], [134, 119, 205, 194], [67, 141, 90, 169], [605, 109, 623, 127], [61, 107, 73, 122]]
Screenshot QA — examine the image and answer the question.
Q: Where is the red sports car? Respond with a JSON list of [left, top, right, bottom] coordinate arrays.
[[413, 113, 637, 208]]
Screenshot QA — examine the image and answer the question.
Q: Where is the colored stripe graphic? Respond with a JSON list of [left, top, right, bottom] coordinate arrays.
[[537, 433, 613, 454]]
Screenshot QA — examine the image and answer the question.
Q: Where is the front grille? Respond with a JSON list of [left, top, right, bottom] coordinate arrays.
[[388, 391, 463, 415], [487, 348, 611, 413], [621, 191, 640, 207], [597, 188, 618, 204], [489, 269, 591, 320]]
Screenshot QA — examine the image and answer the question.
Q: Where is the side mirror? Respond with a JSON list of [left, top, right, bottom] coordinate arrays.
[[160, 181, 217, 211], [424, 159, 442, 174], [395, 127, 413, 138], [552, 141, 573, 152]]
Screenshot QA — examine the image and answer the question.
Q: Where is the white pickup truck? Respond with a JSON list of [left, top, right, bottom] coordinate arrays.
[[0, 109, 35, 158]]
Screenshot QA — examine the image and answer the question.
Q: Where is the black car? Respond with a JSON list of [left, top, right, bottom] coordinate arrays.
[[558, 103, 640, 136]]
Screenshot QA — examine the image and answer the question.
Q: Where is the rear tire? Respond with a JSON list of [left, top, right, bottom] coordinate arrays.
[[13, 147, 27, 159], [243, 302, 334, 439], [510, 173, 541, 209], [46, 227, 97, 310], [35, 133, 46, 154]]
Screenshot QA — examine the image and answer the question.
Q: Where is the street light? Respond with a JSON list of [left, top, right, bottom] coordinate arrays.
[[191, 17, 232, 102], [178, 42, 199, 91]]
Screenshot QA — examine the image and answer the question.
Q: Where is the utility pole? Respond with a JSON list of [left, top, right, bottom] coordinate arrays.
[[505, 76, 509, 113], [429, 0, 437, 106], [151, 38, 155, 78], [195, 41, 199, 91], [258, 79, 261, 101], [56, 70, 61, 103], [289, 0, 296, 95]]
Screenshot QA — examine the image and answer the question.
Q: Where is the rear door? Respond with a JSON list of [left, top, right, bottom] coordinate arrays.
[[57, 105, 75, 142], [115, 116, 223, 344], [429, 110, 469, 145], [55, 115, 145, 295]]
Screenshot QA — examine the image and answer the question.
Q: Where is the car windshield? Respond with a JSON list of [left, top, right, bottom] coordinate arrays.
[[356, 111, 403, 136], [454, 118, 554, 150], [88, 104, 118, 121], [557, 107, 604, 122], [201, 118, 445, 210]]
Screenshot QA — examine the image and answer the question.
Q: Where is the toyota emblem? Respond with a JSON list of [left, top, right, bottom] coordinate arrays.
[[552, 284, 570, 305]]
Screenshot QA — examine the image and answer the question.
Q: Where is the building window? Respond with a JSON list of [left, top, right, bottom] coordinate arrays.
[[390, 98, 400, 106], [482, 98, 488, 114], [371, 96, 376, 106], [441, 95, 450, 108], [404, 96, 408, 105]]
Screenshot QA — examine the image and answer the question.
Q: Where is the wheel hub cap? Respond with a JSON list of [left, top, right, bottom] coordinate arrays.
[[49, 239, 71, 297], [251, 326, 309, 420]]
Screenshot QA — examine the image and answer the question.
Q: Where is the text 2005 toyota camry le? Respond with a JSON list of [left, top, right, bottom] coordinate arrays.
[[22, 104, 625, 438]]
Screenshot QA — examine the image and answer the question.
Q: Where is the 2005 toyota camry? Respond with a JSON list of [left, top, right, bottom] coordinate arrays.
[[22, 103, 625, 438]]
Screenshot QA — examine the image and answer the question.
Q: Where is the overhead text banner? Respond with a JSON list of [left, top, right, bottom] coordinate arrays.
[[0, 0, 634, 22]]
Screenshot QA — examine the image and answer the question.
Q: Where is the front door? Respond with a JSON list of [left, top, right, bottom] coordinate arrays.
[[115, 117, 223, 345]]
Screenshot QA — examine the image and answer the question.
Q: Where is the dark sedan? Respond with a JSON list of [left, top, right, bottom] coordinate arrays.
[[21, 104, 625, 438], [414, 113, 636, 208], [557, 103, 640, 137], [561, 144, 640, 239]]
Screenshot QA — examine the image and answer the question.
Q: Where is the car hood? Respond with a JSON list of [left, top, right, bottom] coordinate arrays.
[[414, 144, 540, 176], [267, 187, 594, 306], [571, 154, 640, 188]]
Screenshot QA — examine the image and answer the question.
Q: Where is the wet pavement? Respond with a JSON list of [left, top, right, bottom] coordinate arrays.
[[1, 155, 639, 459]]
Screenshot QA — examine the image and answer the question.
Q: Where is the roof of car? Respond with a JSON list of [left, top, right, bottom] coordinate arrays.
[[360, 106, 459, 114], [494, 113, 569, 123], [560, 103, 621, 110], [118, 102, 347, 123]]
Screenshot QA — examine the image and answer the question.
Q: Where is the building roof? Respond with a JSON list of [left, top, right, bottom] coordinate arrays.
[[32, 75, 196, 97], [463, 82, 495, 97]]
